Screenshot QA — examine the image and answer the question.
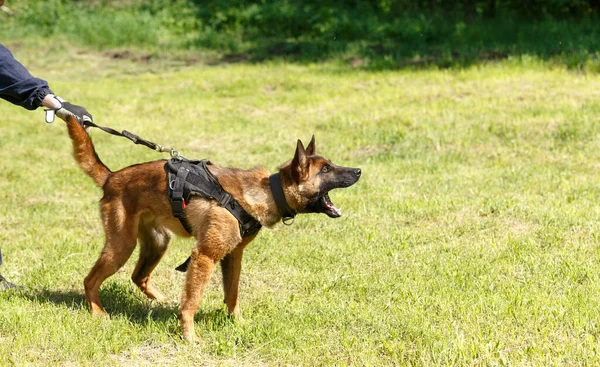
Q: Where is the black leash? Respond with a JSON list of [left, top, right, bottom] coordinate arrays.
[[42, 98, 179, 156], [82, 120, 183, 159]]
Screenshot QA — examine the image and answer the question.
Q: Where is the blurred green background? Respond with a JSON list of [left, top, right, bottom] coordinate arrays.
[[2, 0, 600, 70]]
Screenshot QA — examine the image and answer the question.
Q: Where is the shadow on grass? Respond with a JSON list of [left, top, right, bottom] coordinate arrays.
[[19, 283, 232, 327]]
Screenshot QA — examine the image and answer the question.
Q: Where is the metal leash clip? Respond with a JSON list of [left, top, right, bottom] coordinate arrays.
[[170, 149, 182, 159], [156, 144, 183, 160]]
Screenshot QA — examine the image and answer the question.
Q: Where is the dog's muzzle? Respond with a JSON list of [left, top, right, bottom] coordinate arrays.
[[308, 167, 361, 218]]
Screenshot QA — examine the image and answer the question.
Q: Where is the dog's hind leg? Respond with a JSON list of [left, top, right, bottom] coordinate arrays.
[[220, 235, 256, 319], [132, 220, 171, 302], [84, 204, 139, 317]]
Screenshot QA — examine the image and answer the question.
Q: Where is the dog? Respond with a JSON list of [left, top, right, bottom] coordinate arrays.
[[64, 116, 361, 342]]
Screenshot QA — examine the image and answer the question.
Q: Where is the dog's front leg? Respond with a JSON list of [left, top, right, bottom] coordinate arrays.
[[221, 247, 243, 319], [179, 245, 218, 343], [178, 209, 243, 343]]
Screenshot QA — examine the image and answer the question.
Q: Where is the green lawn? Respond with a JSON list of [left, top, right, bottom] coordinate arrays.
[[1, 40, 600, 366]]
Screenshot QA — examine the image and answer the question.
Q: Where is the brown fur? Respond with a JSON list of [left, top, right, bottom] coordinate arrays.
[[64, 116, 360, 342]]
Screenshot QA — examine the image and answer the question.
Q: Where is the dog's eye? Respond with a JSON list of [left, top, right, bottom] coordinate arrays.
[[321, 165, 332, 173]]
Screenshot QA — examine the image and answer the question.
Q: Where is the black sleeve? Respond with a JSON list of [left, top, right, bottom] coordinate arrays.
[[0, 43, 53, 110]]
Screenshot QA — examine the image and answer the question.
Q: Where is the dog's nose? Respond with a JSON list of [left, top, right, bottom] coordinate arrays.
[[354, 168, 361, 177]]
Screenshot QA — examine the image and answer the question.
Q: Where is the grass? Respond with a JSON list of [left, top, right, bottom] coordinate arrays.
[[2, 39, 600, 365]]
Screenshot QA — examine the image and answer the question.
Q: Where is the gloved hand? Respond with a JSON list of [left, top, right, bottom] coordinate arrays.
[[56, 101, 93, 124], [43, 95, 93, 125]]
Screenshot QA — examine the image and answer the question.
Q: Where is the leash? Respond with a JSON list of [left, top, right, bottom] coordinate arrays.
[[82, 120, 183, 159], [44, 101, 183, 159]]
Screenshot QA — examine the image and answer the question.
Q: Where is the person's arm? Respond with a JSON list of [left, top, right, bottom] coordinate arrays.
[[0, 44, 53, 110], [0, 43, 93, 123]]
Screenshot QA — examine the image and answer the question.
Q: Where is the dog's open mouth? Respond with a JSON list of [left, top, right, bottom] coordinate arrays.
[[316, 192, 342, 218]]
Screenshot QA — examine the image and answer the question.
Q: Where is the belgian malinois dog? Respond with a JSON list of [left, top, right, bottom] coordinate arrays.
[[64, 116, 361, 342]]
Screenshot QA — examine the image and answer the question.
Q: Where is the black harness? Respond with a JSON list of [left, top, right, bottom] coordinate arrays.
[[166, 159, 298, 272], [165, 158, 262, 238]]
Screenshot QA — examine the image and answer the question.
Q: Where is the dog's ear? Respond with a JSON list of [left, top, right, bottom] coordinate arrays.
[[305, 135, 316, 156], [291, 139, 308, 182]]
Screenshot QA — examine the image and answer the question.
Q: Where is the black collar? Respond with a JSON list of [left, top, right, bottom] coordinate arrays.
[[269, 173, 296, 225]]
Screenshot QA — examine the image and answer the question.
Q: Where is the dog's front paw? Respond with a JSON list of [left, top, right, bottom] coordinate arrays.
[[180, 312, 201, 344], [228, 309, 244, 323], [91, 309, 110, 319], [182, 329, 205, 345]]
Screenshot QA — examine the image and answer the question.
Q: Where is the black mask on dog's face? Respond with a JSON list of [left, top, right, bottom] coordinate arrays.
[[300, 163, 362, 218]]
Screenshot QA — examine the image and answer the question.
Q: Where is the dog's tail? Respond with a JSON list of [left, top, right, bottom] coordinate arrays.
[[65, 116, 112, 187]]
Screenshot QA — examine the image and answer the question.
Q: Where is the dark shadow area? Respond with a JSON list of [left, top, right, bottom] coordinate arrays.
[[185, 0, 600, 70], [16, 282, 231, 327], [29, 289, 88, 309]]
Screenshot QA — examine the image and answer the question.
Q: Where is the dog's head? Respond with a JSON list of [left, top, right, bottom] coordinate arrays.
[[282, 136, 361, 218]]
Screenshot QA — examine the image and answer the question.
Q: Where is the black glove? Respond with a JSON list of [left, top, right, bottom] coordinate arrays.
[[44, 95, 93, 125], [56, 100, 93, 124]]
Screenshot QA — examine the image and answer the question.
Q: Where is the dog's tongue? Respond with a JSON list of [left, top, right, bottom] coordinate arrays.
[[323, 193, 342, 216]]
